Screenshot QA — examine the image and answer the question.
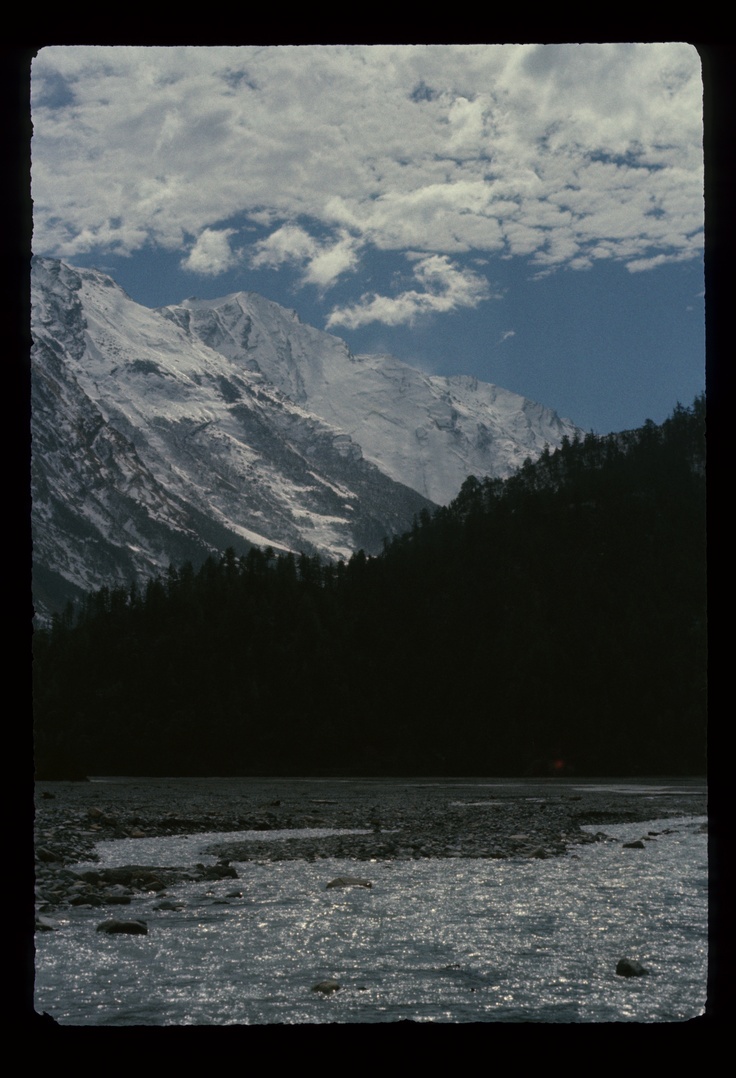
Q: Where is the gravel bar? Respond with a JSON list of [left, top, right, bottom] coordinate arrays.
[[34, 776, 706, 917]]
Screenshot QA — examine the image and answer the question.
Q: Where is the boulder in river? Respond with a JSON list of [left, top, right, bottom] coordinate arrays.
[[312, 980, 341, 994], [197, 863, 239, 881], [96, 919, 148, 935], [326, 876, 372, 889], [616, 958, 648, 977]]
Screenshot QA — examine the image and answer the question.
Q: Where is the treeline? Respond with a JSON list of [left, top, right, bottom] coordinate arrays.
[[33, 398, 706, 778]]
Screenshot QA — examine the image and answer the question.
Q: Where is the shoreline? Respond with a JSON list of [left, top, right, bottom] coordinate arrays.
[[34, 776, 707, 917]]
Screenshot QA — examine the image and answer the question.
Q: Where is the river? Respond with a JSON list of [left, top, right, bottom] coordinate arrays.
[[34, 781, 707, 1025]]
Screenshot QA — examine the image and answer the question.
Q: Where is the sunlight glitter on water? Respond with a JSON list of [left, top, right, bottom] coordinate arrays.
[[35, 814, 707, 1025]]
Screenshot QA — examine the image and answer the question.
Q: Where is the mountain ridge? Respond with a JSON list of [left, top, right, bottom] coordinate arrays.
[[31, 256, 582, 618], [162, 288, 580, 505]]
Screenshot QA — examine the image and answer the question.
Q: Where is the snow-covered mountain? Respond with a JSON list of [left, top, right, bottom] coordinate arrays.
[[162, 291, 579, 506], [31, 257, 581, 618]]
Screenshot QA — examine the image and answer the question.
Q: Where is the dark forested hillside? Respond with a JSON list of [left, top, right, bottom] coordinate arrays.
[[33, 398, 706, 778]]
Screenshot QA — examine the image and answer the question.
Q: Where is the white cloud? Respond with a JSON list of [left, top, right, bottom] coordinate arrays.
[[250, 225, 318, 269], [31, 44, 704, 283], [251, 225, 360, 289], [625, 249, 699, 273], [446, 96, 487, 155], [302, 234, 360, 289], [181, 228, 238, 275], [326, 254, 494, 329]]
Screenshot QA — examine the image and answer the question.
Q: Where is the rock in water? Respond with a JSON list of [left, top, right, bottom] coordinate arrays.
[[96, 919, 148, 935], [312, 980, 341, 994], [616, 958, 649, 977], [325, 876, 372, 889]]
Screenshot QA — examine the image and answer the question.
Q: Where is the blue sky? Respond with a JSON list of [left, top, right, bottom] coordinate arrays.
[[30, 44, 705, 435]]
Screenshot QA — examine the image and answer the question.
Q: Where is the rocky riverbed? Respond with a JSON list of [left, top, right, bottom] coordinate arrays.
[[34, 776, 707, 921]]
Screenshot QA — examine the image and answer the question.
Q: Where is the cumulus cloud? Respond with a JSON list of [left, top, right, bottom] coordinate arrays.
[[326, 254, 494, 329], [181, 228, 238, 275], [251, 225, 360, 289], [302, 235, 361, 289], [250, 225, 318, 269], [31, 43, 704, 312]]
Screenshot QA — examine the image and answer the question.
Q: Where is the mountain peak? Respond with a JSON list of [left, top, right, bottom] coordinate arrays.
[[32, 257, 582, 617]]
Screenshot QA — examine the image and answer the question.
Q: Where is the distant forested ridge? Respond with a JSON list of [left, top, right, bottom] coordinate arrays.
[[34, 397, 706, 778]]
